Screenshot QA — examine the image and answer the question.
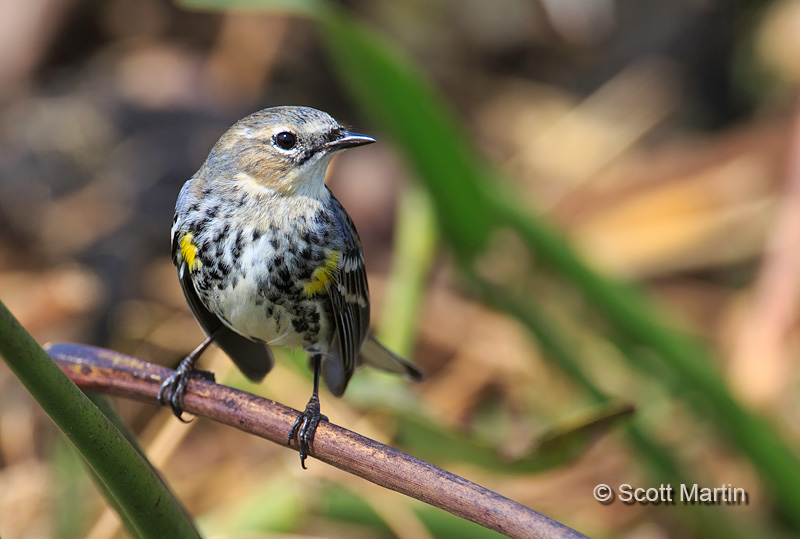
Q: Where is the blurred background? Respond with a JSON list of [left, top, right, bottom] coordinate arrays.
[[1, 0, 800, 537]]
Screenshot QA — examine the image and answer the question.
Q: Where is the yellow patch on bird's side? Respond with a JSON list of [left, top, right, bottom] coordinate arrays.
[[304, 250, 340, 297], [179, 232, 202, 272]]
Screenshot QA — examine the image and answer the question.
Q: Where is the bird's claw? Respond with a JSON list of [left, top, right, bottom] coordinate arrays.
[[157, 363, 215, 421], [287, 397, 327, 469]]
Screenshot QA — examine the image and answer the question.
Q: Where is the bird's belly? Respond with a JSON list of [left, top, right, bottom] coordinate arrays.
[[218, 288, 289, 342], [205, 267, 330, 351]]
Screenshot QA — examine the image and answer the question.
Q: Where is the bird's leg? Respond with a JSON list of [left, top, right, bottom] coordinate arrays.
[[158, 328, 219, 421], [287, 354, 328, 468]]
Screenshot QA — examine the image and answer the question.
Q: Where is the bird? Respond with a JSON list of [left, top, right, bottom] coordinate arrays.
[[158, 106, 425, 467]]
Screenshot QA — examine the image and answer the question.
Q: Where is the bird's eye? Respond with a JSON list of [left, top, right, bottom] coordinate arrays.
[[275, 131, 297, 150]]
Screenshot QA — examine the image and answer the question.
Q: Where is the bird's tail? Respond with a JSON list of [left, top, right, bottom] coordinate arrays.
[[360, 334, 426, 382]]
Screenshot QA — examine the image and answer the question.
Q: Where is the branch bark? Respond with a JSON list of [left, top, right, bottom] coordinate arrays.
[[45, 342, 588, 539]]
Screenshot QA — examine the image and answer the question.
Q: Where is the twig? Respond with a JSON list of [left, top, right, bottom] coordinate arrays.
[[45, 342, 589, 539]]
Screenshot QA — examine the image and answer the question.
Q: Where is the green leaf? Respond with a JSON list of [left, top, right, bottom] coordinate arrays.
[[395, 403, 634, 474], [377, 184, 438, 357]]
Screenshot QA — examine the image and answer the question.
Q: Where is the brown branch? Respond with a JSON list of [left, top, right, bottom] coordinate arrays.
[[45, 342, 589, 539]]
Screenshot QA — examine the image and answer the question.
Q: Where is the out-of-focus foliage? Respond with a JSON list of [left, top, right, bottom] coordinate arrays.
[[1, 0, 800, 538]]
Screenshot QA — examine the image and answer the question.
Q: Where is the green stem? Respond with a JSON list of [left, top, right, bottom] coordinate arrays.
[[0, 300, 199, 539], [378, 184, 438, 356]]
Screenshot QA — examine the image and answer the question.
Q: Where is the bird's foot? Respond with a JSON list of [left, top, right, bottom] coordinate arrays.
[[157, 361, 215, 422], [287, 396, 328, 469]]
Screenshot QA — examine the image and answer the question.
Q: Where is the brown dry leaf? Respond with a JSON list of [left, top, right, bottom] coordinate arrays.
[[38, 181, 131, 258], [571, 155, 775, 277], [204, 13, 290, 106], [0, 265, 103, 338], [0, 460, 56, 539], [477, 58, 679, 209], [756, 0, 800, 85], [416, 284, 542, 422]]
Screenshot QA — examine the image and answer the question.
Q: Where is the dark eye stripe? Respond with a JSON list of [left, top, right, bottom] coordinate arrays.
[[295, 147, 317, 166]]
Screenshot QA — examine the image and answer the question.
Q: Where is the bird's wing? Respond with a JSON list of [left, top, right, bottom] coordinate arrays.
[[321, 195, 370, 396]]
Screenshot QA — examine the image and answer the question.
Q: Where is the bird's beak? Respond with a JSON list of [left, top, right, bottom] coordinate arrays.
[[325, 130, 376, 152]]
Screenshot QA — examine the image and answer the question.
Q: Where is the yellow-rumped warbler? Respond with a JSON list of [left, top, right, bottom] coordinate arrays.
[[159, 106, 424, 467]]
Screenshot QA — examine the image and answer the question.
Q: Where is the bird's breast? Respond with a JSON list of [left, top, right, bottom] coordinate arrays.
[[189, 199, 339, 349]]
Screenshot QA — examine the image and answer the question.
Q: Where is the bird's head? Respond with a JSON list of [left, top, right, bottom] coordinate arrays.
[[204, 106, 375, 198]]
